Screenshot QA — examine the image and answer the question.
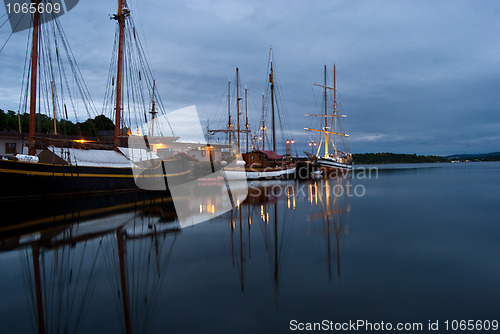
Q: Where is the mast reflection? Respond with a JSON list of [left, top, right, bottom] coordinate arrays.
[[1, 192, 178, 334], [229, 177, 351, 303], [307, 177, 351, 281]]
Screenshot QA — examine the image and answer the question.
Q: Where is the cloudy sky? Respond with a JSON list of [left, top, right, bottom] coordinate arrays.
[[1, 0, 499, 155]]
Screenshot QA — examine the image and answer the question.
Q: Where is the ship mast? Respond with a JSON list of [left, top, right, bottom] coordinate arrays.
[[261, 93, 265, 151], [236, 68, 241, 154], [269, 48, 276, 152], [245, 85, 249, 153], [228, 79, 232, 148], [305, 65, 349, 156], [323, 65, 328, 159], [245, 85, 250, 153], [333, 64, 337, 157], [207, 73, 249, 151], [28, 0, 41, 156], [114, 0, 127, 150], [32, 244, 46, 334], [117, 230, 132, 334]]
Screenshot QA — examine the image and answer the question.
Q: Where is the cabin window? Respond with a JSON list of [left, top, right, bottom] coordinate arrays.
[[5, 143, 16, 154]]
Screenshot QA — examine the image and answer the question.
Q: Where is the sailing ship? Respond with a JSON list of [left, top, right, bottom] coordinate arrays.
[[243, 48, 296, 179], [0, 0, 190, 198], [208, 48, 295, 180], [305, 65, 352, 177]]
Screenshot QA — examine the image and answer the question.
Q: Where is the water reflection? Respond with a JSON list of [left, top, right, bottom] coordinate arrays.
[[112, 217, 178, 334], [0, 176, 353, 333], [4, 164, 498, 333], [230, 177, 352, 301], [9, 192, 178, 334], [306, 178, 351, 281]]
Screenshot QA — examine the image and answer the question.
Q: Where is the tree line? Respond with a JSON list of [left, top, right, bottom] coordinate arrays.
[[353, 152, 449, 164], [0, 109, 115, 137]]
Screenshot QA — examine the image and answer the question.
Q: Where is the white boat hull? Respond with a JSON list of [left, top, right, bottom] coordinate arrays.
[[222, 166, 296, 180]]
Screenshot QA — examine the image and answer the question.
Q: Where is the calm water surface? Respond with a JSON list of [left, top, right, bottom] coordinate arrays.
[[1, 162, 499, 333]]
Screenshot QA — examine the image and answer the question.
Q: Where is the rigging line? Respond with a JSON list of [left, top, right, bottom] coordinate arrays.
[[131, 32, 150, 132], [71, 240, 104, 332], [127, 17, 175, 137], [123, 25, 133, 130], [52, 20, 79, 123], [18, 19, 32, 115], [107, 48, 119, 122], [0, 11, 27, 53], [124, 52, 132, 132], [102, 234, 127, 334], [48, 18, 62, 122], [129, 25, 147, 132], [102, 26, 119, 118], [144, 232, 177, 332], [122, 39, 130, 131], [54, 17, 97, 117], [20, 247, 38, 333], [55, 25, 66, 124], [54, 19, 95, 120], [274, 78, 293, 148], [56, 247, 70, 334], [277, 195, 294, 271], [212, 84, 229, 130], [39, 251, 49, 333], [129, 1, 153, 85], [40, 21, 52, 120], [0, 9, 19, 29]]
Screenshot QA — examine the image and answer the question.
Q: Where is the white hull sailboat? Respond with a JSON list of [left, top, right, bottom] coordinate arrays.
[[243, 47, 296, 179], [209, 49, 296, 180]]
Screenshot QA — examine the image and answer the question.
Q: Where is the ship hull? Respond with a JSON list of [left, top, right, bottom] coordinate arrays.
[[0, 159, 191, 198], [221, 165, 296, 180], [316, 158, 352, 177], [245, 165, 296, 180]]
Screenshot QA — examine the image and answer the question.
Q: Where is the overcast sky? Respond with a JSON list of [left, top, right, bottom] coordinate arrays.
[[1, 0, 499, 155]]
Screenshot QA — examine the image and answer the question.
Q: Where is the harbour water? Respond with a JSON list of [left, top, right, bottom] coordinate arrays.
[[0, 161, 499, 333]]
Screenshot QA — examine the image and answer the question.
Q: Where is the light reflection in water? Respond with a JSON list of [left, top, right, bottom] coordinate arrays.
[[229, 177, 352, 300], [0, 176, 353, 333], [2, 163, 500, 333]]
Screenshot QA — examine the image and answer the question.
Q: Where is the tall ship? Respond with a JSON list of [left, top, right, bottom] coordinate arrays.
[[209, 48, 296, 180], [0, 0, 191, 198], [305, 65, 352, 177]]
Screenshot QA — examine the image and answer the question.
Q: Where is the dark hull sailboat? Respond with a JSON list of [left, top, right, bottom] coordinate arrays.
[[0, 0, 191, 198], [0, 157, 190, 198]]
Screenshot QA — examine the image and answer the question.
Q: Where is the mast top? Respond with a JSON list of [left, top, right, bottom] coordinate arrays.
[[112, 1, 130, 21]]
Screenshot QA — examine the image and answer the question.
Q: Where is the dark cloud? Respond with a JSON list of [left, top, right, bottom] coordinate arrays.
[[1, 0, 499, 155]]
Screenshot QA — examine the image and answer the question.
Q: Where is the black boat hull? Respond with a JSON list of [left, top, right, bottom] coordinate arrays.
[[0, 159, 191, 198]]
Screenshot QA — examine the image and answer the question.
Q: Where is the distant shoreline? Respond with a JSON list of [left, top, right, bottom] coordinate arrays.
[[352, 152, 500, 164]]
